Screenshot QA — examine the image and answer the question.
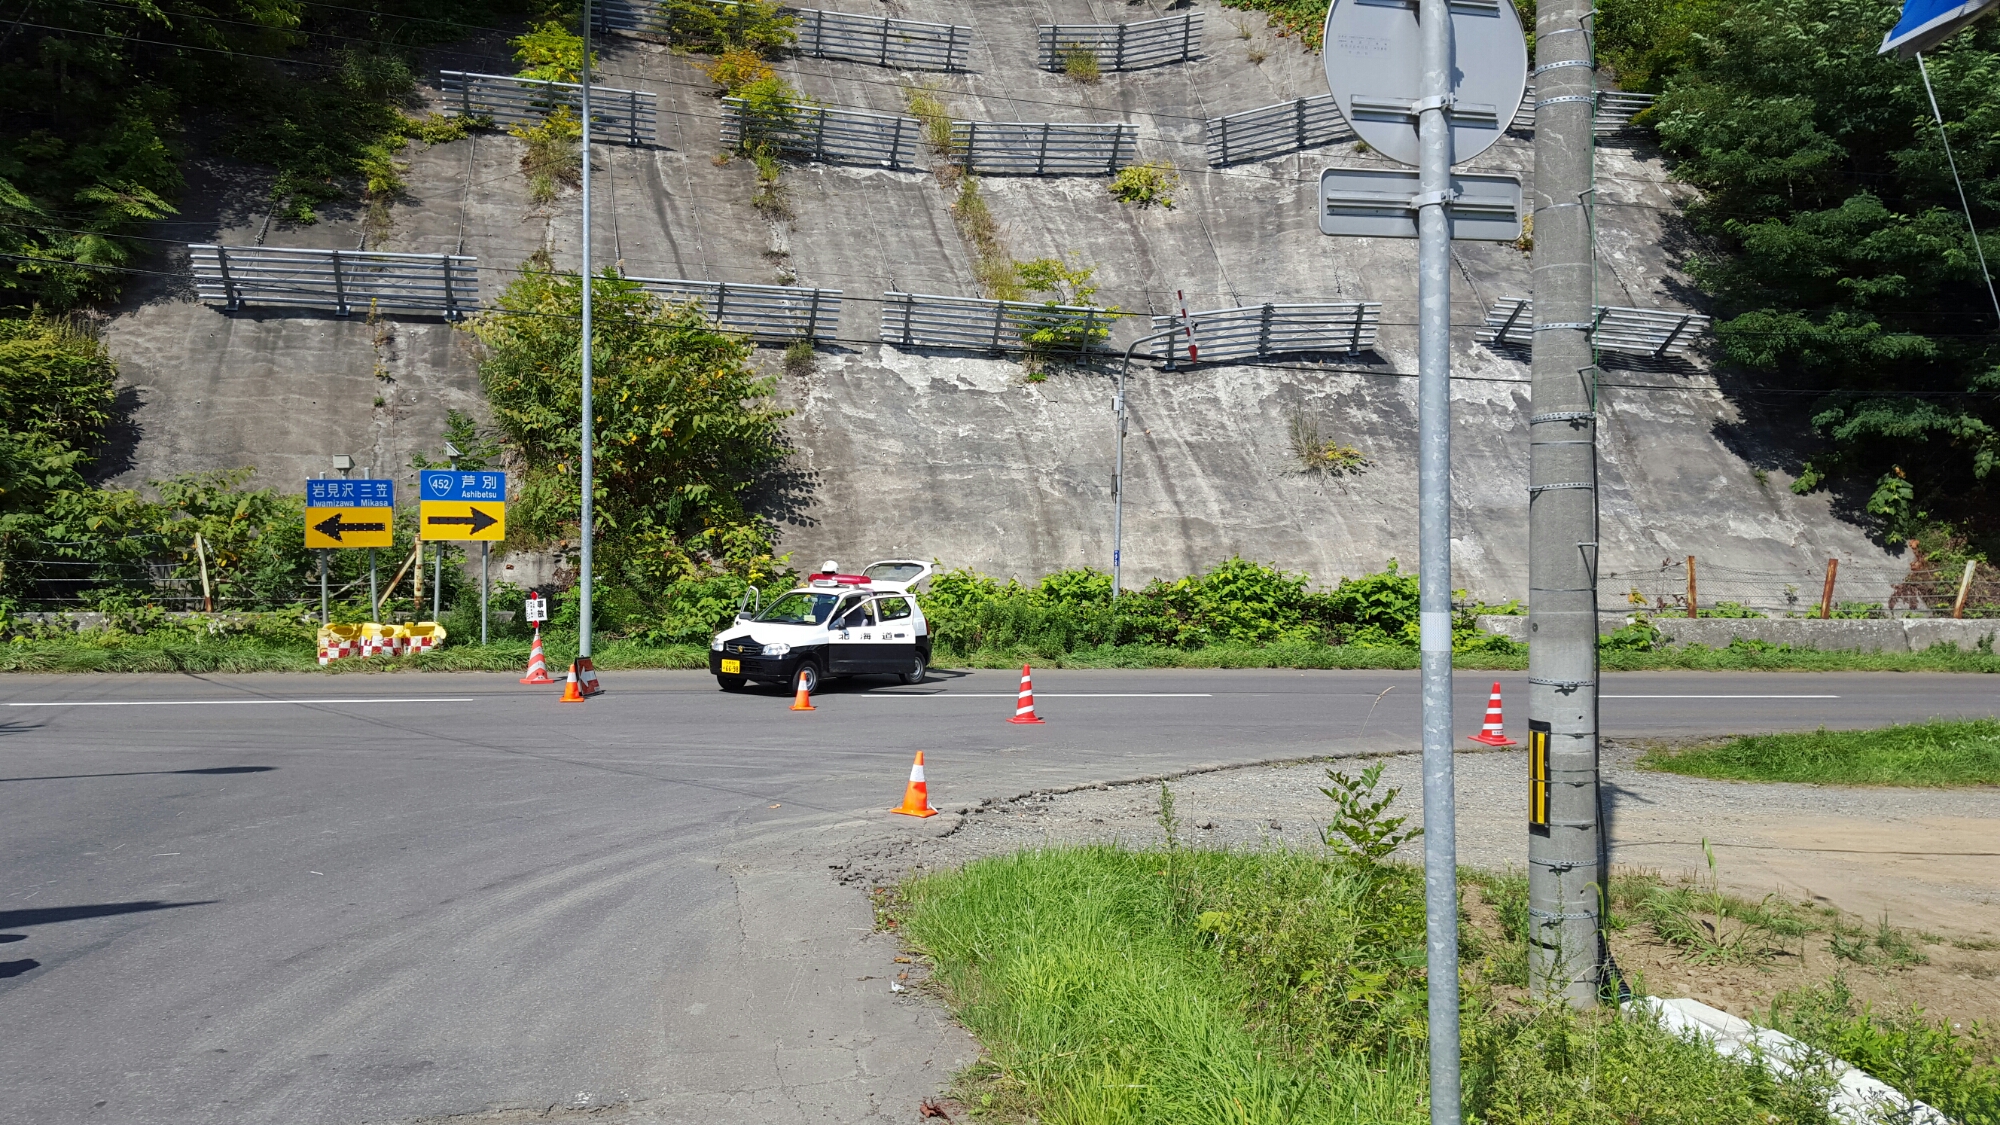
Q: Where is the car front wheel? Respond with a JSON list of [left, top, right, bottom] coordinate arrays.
[[716, 674, 747, 691], [791, 660, 821, 696], [899, 653, 928, 685]]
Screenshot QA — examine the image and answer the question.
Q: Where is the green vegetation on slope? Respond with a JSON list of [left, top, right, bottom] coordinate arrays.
[[1642, 719, 2000, 785], [0, 1, 526, 309]]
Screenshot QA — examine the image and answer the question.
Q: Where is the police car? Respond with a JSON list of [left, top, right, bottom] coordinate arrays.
[[709, 560, 935, 693]]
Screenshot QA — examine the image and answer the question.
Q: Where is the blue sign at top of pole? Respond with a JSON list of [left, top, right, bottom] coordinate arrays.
[[421, 469, 508, 502], [1322, 0, 1528, 169], [1880, 0, 1999, 55], [307, 478, 394, 507]]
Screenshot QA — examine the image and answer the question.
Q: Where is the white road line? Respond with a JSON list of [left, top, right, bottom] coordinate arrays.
[[865, 692, 1214, 698], [7, 697, 478, 708], [1600, 694, 1839, 699]]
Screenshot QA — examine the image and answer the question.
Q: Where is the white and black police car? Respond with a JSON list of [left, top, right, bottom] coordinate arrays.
[[709, 560, 934, 693]]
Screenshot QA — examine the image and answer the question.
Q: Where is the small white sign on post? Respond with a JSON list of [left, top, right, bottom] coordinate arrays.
[[525, 592, 549, 624]]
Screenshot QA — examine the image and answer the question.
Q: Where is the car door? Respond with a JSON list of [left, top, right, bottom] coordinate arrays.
[[873, 595, 919, 673], [826, 595, 872, 674]]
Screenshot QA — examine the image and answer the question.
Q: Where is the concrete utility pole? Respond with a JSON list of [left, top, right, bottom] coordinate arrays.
[[1527, 0, 1605, 1006]]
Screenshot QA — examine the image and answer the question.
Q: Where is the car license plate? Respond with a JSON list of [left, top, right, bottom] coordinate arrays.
[[720, 658, 740, 674]]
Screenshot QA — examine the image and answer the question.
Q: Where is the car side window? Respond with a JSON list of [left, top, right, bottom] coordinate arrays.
[[877, 597, 911, 622], [833, 595, 861, 626]]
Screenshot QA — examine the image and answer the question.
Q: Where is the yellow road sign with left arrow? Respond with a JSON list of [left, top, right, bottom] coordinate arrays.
[[419, 500, 506, 541]]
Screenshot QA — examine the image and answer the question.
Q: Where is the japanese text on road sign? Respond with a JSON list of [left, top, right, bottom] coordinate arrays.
[[525, 592, 548, 623], [421, 470, 506, 502], [419, 470, 507, 541], [307, 479, 394, 507]]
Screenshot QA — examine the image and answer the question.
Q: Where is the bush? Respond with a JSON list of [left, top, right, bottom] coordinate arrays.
[[668, 0, 796, 56], [1108, 162, 1180, 209]]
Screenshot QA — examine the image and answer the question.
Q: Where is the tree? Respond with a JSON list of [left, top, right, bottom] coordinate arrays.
[[1607, 0, 2000, 544], [467, 263, 793, 624]]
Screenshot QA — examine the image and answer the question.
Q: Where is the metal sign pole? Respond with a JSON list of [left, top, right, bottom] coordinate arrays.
[[320, 550, 329, 625], [369, 547, 378, 619], [1415, 0, 1460, 1120], [578, 0, 596, 662], [482, 542, 490, 644]]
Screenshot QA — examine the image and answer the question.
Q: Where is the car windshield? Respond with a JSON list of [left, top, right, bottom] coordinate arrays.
[[757, 591, 839, 625]]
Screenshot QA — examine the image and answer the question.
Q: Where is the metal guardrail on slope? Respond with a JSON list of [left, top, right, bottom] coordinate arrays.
[[1476, 297, 1708, 358], [1148, 302, 1383, 364], [1204, 95, 1352, 166], [949, 121, 1139, 176], [189, 245, 479, 318], [438, 71, 657, 145], [1037, 13, 1202, 71], [1508, 86, 1658, 134], [722, 98, 925, 170], [592, 0, 970, 69], [628, 276, 841, 342], [879, 291, 1113, 356]]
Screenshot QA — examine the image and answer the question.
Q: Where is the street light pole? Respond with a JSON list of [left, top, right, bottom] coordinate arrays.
[[577, 0, 596, 662], [1114, 330, 1179, 600]]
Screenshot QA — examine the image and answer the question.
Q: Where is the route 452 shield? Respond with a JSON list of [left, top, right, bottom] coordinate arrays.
[[419, 470, 507, 541]]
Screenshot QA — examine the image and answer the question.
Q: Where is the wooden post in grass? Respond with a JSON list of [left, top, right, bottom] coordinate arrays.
[[1953, 560, 1977, 619], [1686, 555, 1698, 619], [1819, 558, 1839, 619]]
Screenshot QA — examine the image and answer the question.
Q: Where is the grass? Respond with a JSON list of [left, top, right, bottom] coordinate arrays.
[[892, 844, 1843, 1125], [1641, 719, 2000, 786]]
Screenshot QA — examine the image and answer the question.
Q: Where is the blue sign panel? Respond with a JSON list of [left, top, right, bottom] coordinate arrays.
[[306, 478, 395, 507], [1880, 0, 1998, 54], [421, 469, 507, 502]]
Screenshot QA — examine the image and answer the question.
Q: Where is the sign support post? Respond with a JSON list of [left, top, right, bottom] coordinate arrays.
[[319, 550, 329, 625], [482, 542, 490, 644], [369, 548, 378, 617], [1414, 0, 1460, 1120], [578, 0, 597, 666]]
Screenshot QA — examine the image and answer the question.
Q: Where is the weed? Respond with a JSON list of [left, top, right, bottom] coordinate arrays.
[[902, 80, 956, 158], [1642, 718, 2000, 786], [1953, 936, 2000, 951], [749, 150, 789, 216], [1768, 978, 2000, 1121], [1636, 841, 1778, 965], [1235, 20, 1254, 39], [1356, 139, 1373, 154], [1015, 256, 1114, 361], [711, 151, 733, 166], [1319, 761, 1422, 864], [1828, 913, 1928, 968], [667, 0, 796, 56], [401, 111, 476, 145], [373, 394, 386, 407], [1156, 780, 1179, 846], [1108, 161, 1181, 209], [1060, 42, 1101, 84], [511, 106, 583, 204], [1248, 45, 1268, 63], [1288, 411, 1370, 475], [1513, 211, 1534, 252], [1755, 467, 1771, 485], [949, 176, 1020, 300], [700, 46, 774, 94], [782, 339, 815, 376]]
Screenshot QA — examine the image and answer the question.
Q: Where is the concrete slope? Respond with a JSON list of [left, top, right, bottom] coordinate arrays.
[[99, 0, 1906, 607]]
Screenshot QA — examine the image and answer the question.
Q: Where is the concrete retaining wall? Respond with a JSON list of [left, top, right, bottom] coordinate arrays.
[[93, 0, 1909, 606], [1475, 613, 2000, 652]]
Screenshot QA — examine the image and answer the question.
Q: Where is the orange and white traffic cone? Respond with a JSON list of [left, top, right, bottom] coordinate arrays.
[[519, 627, 554, 685], [891, 750, 938, 818], [790, 677, 816, 711], [1467, 681, 1517, 746], [560, 663, 586, 703], [1007, 664, 1046, 725]]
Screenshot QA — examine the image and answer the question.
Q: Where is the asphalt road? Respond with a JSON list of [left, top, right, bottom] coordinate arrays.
[[2, 667, 1995, 1124]]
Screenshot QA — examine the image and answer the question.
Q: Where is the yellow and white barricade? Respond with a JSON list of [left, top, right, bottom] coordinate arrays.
[[317, 622, 447, 665]]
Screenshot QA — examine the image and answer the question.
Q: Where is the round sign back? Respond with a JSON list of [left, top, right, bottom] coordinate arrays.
[[1322, 0, 1528, 169]]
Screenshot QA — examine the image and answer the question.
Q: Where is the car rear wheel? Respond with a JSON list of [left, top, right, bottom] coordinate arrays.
[[900, 653, 928, 685], [716, 674, 747, 691], [791, 661, 820, 696]]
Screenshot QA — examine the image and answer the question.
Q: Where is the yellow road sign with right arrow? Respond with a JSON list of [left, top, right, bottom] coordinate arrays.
[[420, 500, 506, 541]]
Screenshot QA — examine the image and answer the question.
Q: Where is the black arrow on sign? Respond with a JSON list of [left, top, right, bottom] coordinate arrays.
[[425, 506, 499, 535], [312, 512, 387, 542]]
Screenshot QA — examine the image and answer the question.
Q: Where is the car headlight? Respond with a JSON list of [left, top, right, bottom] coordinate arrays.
[[761, 642, 791, 656], [710, 637, 724, 651]]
